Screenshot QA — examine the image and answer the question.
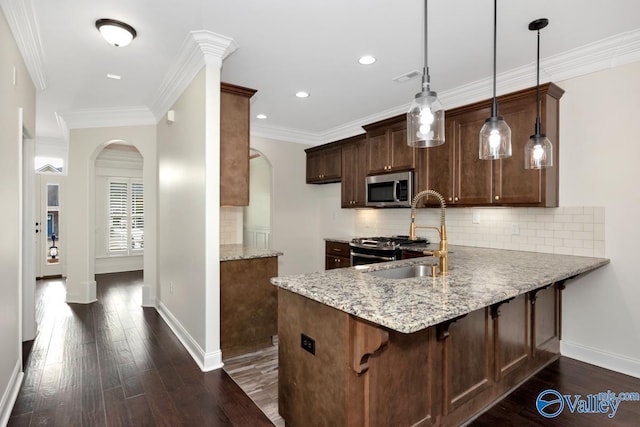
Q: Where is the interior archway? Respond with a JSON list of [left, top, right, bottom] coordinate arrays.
[[243, 149, 273, 248]]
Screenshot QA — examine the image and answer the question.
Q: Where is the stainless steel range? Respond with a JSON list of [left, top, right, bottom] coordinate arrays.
[[350, 236, 428, 266]]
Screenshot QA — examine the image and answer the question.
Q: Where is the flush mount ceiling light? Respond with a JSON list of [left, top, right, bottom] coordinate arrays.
[[407, 0, 445, 148], [524, 18, 553, 169], [95, 18, 137, 47], [358, 55, 377, 65], [479, 0, 512, 160]]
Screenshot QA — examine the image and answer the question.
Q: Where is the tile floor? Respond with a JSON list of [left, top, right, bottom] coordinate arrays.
[[223, 342, 283, 427]]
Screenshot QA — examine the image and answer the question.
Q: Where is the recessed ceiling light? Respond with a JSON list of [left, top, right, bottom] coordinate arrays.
[[107, 73, 121, 80], [256, 114, 267, 120], [295, 91, 310, 98], [358, 55, 376, 65]]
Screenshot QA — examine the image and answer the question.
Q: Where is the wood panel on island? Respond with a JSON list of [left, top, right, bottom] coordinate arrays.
[[277, 282, 563, 426], [220, 256, 277, 359], [220, 82, 257, 206]]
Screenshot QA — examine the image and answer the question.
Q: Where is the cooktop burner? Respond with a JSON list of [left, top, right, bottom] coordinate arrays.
[[350, 235, 428, 250]]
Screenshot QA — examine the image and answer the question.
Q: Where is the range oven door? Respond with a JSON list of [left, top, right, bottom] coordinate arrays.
[[350, 247, 398, 266]]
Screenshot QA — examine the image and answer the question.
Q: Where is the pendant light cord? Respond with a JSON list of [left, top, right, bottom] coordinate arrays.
[[490, 0, 498, 117], [534, 27, 542, 135], [423, 0, 430, 92]]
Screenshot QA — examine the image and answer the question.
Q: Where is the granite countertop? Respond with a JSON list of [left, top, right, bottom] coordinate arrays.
[[220, 244, 283, 261], [271, 246, 609, 334]]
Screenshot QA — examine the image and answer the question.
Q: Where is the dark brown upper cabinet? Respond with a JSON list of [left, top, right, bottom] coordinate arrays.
[[417, 83, 564, 207], [340, 134, 367, 208], [220, 82, 257, 206], [363, 115, 415, 175], [305, 143, 342, 184]]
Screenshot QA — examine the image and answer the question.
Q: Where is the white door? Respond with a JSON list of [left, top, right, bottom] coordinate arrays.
[[35, 174, 64, 278]]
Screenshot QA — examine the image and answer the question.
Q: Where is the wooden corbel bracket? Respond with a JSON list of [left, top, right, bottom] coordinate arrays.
[[349, 318, 389, 374]]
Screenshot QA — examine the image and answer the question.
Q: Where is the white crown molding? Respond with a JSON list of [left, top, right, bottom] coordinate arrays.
[[149, 30, 237, 121], [0, 0, 47, 90], [61, 106, 156, 129], [251, 123, 324, 146], [258, 28, 640, 146]]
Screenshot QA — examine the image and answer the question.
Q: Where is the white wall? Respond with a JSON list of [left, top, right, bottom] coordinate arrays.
[[556, 63, 640, 376], [250, 136, 355, 274], [66, 125, 157, 304], [0, 7, 36, 425], [157, 65, 223, 371]]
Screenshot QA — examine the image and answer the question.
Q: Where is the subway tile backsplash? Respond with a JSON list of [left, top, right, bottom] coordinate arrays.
[[220, 207, 243, 244], [354, 207, 605, 257]]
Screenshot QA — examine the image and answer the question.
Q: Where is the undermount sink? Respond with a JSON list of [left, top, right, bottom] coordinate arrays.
[[366, 264, 434, 280]]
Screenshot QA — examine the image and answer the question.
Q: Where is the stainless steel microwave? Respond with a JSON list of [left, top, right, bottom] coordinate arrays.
[[365, 171, 413, 207]]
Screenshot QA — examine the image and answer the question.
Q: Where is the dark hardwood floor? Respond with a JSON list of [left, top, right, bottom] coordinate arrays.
[[9, 272, 273, 426], [471, 356, 640, 426], [9, 272, 640, 426]]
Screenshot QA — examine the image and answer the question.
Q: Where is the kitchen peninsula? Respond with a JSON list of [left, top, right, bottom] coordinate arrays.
[[220, 244, 282, 359], [271, 246, 608, 426]]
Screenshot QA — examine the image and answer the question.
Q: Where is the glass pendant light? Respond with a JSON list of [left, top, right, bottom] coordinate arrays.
[[479, 0, 511, 160], [524, 18, 552, 169], [407, 0, 445, 147]]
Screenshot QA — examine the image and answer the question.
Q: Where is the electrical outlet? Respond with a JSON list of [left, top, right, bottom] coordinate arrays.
[[301, 333, 315, 355], [511, 223, 520, 235], [472, 212, 480, 224]]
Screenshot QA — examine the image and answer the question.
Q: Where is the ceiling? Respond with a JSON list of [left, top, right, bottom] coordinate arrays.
[[4, 0, 640, 145]]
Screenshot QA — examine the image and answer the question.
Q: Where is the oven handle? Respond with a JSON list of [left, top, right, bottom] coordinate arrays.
[[350, 251, 396, 261]]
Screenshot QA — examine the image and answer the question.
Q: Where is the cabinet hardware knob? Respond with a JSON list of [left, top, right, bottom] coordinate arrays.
[[495, 196, 500, 200], [454, 197, 459, 201], [448, 197, 453, 202]]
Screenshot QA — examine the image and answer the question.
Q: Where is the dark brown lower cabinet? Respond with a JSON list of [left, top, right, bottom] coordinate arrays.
[[326, 241, 351, 269], [278, 284, 561, 426], [220, 256, 278, 359]]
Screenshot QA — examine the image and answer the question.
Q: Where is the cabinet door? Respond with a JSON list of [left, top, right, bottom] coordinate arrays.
[[306, 145, 342, 183], [389, 122, 415, 171], [341, 137, 367, 207], [306, 150, 324, 182], [453, 108, 493, 205], [322, 145, 343, 181], [419, 120, 455, 206], [493, 96, 542, 205], [220, 85, 254, 206], [367, 129, 390, 175]]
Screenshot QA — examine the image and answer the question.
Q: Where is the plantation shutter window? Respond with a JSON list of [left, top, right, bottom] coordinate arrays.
[[108, 178, 144, 255]]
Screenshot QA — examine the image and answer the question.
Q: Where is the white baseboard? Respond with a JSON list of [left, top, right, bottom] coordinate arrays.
[[157, 302, 223, 372], [0, 360, 23, 426], [95, 255, 143, 275], [65, 280, 97, 304], [141, 284, 156, 308], [561, 340, 640, 379]]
